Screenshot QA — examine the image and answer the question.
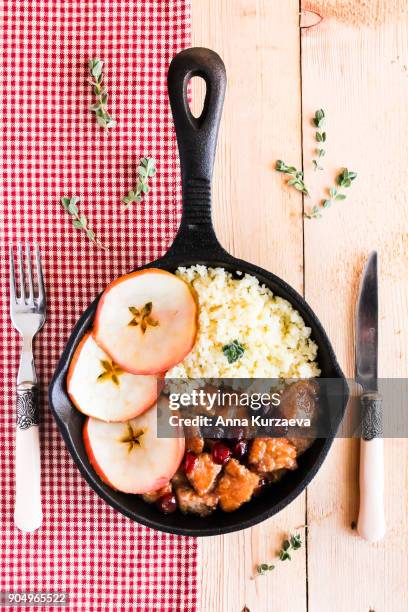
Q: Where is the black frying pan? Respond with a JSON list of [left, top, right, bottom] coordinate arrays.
[[49, 47, 348, 536]]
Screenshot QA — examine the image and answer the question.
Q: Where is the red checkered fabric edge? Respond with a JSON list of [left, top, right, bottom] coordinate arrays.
[[0, 1, 198, 610]]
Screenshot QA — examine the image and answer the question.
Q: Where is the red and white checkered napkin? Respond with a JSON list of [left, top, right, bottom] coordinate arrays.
[[0, 1, 198, 610]]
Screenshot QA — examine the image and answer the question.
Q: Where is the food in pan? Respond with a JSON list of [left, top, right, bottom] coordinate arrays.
[[83, 402, 185, 494], [67, 266, 320, 516], [93, 269, 197, 374], [67, 332, 161, 421], [143, 379, 318, 516], [167, 266, 320, 379]]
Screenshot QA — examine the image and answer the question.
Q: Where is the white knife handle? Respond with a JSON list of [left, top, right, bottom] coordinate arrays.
[[357, 392, 385, 542], [14, 383, 42, 532]]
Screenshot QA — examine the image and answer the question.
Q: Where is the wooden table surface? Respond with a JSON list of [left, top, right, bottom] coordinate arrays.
[[191, 1, 408, 611]]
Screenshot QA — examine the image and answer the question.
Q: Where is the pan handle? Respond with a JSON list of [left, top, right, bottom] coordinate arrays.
[[166, 47, 227, 258]]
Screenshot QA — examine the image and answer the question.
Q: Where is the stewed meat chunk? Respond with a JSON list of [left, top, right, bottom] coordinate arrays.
[[142, 482, 172, 504], [279, 379, 319, 456], [249, 438, 297, 473], [279, 380, 319, 421], [216, 459, 259, 512], [186, 452, 222, 495], [176, 485, 219, 517], [186, 436, 205, 454]]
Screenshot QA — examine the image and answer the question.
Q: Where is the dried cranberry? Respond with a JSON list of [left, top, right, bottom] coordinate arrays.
[[211, 442, 231, 465], [156, 493, 177, 514], [253, 476, 268, 497], [232, 439, 248, 460], [183, 451, 197, 475]]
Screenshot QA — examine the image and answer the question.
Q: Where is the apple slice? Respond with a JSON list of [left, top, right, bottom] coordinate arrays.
[[67, 332, 161, 422], [83, 403, 185, 494], [93, 268, 197, 374]]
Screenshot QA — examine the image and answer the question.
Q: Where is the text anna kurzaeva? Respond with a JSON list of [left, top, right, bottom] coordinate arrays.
[[166, 388, 312, 430]]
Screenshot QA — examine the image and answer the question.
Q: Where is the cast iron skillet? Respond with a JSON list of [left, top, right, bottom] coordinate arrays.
[[49, 47, 348, 536]]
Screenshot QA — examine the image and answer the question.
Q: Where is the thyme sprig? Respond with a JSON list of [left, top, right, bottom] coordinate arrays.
[[60, 196, 108, 251], [88, 59, 116, 129], [304, 168, 358, 219], [276, 110, 357, 220], [256, 533, 303, 577], [312, 109, 326, 171], [321, 168, 358, 210], [222, 340, 245, 364], [275, 160, 309, 196], [122, 157, 157, 207], [279, 534, 302, 561]]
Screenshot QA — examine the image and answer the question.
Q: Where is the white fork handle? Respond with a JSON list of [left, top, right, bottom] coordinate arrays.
[[14, 383, 42, 532]]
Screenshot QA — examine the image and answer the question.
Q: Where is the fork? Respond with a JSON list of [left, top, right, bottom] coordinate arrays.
[[10, 244, 46, 532]]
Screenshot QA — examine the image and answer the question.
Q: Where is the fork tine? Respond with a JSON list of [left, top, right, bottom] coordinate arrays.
[[26, 244, 34, 304], [35, 245, 45, 304], [17, 243, 25, 301], [9, 245, 17, 304]]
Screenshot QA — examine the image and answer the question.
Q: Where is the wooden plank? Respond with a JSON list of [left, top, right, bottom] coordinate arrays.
[[301, 9, 408, 611], [191, 2, 305, 611]]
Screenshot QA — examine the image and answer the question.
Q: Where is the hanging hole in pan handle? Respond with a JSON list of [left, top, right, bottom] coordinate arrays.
[[167, 47, 226, 187]]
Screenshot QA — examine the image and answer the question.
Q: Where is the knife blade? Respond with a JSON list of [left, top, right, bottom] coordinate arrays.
[[355, 251, 378, 392], [355, 251, 385, 542]]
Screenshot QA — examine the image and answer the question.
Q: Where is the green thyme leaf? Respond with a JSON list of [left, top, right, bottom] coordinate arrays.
[[257, 563, 275, 576], [279, 550, 291, 561], [313, 108, 325, 128], [337, 168, 357, 187], [222, 340, 245, 364], [282, 540, 290, 551], [275, 160, 297, 174], [304, 205, 322, 219], [89, 58, 103, 80], [68, 202, 79, 215], [290, 534, 302, 550], [275, 160, 309, 195]]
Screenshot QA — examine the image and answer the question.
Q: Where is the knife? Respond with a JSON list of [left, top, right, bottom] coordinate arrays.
[[355, 251, 385, 542]]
